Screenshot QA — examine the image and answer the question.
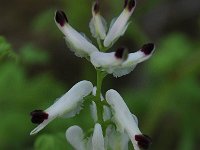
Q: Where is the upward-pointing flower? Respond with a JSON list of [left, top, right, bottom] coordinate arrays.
[[106, 89, 152, 150], [104, 0, 136, 47], [30, 80, 93, 135], [66, 123, 105, 150], [89, 0, 107, 40], [55, 10, 99, 58]]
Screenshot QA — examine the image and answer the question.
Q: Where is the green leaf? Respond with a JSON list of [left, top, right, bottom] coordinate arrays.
[[20, 44, 49, 64]]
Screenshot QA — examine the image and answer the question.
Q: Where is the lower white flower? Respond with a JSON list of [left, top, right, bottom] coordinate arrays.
[[105, 125, 129, 150], [30, 80, 93, 135], [55, 10, 99, 57], [106, 89, 152, 150], [66, 125, 86, 150], [66, 123, 105, 150], [92, 123, 105, 150]]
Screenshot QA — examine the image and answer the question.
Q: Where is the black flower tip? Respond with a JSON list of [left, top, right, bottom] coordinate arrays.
[[135, 134, 152, 149], [115, 47, 128, 60], [124, 0, 136, 11], [141, 43, 155, 55], [30, 110, 49, 124], [93, 1, 100, 14], [55, 10, 68, 27], [124, 0, 128, 8]]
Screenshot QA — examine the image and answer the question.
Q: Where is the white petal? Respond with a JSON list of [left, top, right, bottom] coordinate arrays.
[[89, 2, 107, 40], [66, 125, 86, 150], [112, 43, 155, 77], [104, 0, 136, 47], [103, 106, 112, 121], [90, 48, 128, 74], [105, 89, 141, 150], [30, 80, 93, 135], [55, 10, 98, 57], [106, 126, 129, 150], [92, 86, 104, 100], [92, 123, 105, 150], [90, 101, 98, 122]]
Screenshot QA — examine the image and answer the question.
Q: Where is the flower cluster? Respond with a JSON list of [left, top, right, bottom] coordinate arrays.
[[30, 0, 155, 149]]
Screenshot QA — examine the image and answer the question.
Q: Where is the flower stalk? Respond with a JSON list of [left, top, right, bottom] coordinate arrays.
[[30, 0, 155, 149]]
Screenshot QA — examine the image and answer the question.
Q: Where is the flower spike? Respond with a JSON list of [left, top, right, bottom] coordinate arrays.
[[104, 0, 136, 47], [55, 10, 99, 58], [106, 89, 152, 150], [30, 80, 93, 135], [89, 1, 107, 40], [90, 47, 128, 73]]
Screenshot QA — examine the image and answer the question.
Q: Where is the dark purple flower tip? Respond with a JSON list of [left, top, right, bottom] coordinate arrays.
[[115, 47, 128, 60], [55, 10, 68, 27], [141, 43, 155, 55], [135, 134, 152, 149], [93, 1, 100, 14], [124, 0, 128, 8], [30, 110, 49, 124], [124, 0, 136, 11]]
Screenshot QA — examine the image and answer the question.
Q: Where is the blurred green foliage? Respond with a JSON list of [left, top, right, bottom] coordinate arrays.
[[0, 0, 200, 150]]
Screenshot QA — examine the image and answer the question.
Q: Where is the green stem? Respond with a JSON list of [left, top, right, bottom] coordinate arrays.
[[96, 70, 104, 123]]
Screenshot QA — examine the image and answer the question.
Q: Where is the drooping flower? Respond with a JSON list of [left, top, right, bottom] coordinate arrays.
[[30, 80, 93, 135], [89, 0, 107, 40], [55, 10, 99, 58], [104, 0, 136, 47], [106, 89, 152, 150]]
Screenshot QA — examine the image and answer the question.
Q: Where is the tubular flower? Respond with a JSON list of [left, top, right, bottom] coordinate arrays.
[[89, 0, 107, 40], [90, 47, 128, 73], [105, 125, 130, 150], [55, 10, 98, 57], [66, 123, 105, 150], [112, 43, 155, 77], [92, 123, 105, 150], [104, 0, 136, 47], [106, 89, 152, 150], [30, 80, 93, 135]]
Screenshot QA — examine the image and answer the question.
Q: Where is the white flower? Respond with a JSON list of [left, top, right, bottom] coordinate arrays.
[[30, 80, 93, 135], [106, 89, 152, 150], [55, 10, 99, 57], [66, 125, 86, 150], [105, 125, 129, 150], [104, 0, 136, 47], [92, 123, 105, 150], [112, 43, 155, 77], [90, 47, 128, 73], [66, 123, 105, 150], [89, 1, 107, 40]]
